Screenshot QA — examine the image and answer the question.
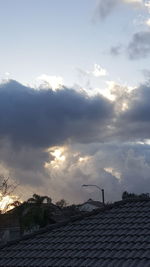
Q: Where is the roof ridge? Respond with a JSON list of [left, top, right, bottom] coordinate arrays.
[[114, 197, 150, 205]]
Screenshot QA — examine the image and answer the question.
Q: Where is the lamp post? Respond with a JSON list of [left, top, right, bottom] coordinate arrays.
[[82, 184, 105, 204]]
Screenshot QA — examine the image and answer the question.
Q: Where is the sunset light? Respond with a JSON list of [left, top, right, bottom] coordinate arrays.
[[44, 147, 66, 169], [0, 194, 19, 212], [51, 148, 66, 162]]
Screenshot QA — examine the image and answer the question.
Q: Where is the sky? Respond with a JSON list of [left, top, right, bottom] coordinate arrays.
[[0, 0, 150, 203]]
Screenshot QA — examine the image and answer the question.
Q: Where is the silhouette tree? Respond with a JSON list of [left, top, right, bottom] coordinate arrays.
[[56, 199, 67, 208], [27, 194, 52, 205], [122, 191, 149, 200], [18, 194, 54, 232]]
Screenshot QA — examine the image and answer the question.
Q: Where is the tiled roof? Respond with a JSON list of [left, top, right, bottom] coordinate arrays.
[[1, 198, 150, 266]]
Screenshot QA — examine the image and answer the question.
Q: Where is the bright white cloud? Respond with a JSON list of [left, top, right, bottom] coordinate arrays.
[[80, 80, 134, 103], [104, 80, 136, 112], [45, 146, 66, 169], [78, 64, 108, 79], [37, 74, 64, 91], [104, 167, 121, 180], [92, 64, 108, 77], [91, 87, 115, 101]]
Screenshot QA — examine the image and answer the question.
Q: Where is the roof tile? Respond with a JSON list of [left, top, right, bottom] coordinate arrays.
[[1, 199, 150, 266]]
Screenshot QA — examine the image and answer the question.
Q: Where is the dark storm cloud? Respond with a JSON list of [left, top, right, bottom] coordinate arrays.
[[2, 79, 150, 153], [127, 31, 150, 59], [122, 84, 150, 122], [2, 79, 150, 202], [0, 139, 51, 186], [0, 80, 114, 148], [116, 82, 150, 141]]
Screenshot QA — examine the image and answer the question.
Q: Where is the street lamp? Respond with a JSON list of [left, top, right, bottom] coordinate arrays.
[[82, 184, 105, 204]]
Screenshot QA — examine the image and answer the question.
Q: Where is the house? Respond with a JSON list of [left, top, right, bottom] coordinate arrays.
[[0, 197, 150, 266], [78, 198, 104, 212]]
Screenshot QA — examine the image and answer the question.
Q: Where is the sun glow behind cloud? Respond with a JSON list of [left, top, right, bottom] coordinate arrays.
[[104, 167, 121, 180], [45, 147, 66, 169], [51, 148, 66, 162], [0, 194, 19, 213], [79, 156, 91, 162]]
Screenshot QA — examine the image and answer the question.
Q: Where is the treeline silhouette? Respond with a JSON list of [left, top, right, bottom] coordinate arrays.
[[122, 191, 149, 200]]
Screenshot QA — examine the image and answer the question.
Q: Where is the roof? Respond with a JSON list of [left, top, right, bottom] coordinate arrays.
[[1, 198, 150, 266]]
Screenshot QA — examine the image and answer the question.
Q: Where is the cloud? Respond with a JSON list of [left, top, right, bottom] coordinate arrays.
[[78, 64, 108, 78], [111, 31, 150, 60], [1, 78, 148, 149], [96, 0, 118, 20], [0, 79, 115, 200], [123, 84, 150, 125], [110, 45, 123, 56], [1, 79, 150, 203], [36, 74, 64, 91], [92, 64, 108, 77], [134, 15, 150, 27], [43, 142, 150, 202], [127, 31, 150, 59], [0, 79, 113, 148], [91, 142, 150, 199], [2, 138, 150, 203], [0, 139, 51, 186], [115, 82, 150, 141], [96, 0, 143, 20]]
